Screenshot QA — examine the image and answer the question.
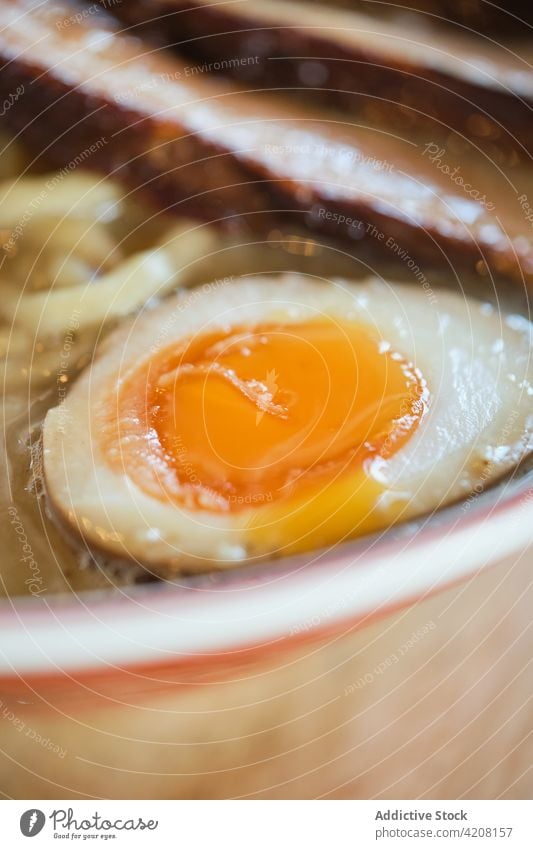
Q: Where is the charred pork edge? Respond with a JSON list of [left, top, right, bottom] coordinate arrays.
[[114, 0, 533, 159]]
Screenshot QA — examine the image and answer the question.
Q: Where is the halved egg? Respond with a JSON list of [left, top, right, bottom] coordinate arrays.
[[43, 275, 533, 574]]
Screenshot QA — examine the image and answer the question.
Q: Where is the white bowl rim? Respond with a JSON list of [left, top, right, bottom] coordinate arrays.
[[0, 477, 531, 679]]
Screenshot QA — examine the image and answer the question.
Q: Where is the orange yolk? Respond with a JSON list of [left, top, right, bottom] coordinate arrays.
[[102, 318, 427, 533]]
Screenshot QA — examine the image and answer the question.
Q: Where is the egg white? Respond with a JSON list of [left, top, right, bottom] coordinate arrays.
[[42, 274, 533, 574]]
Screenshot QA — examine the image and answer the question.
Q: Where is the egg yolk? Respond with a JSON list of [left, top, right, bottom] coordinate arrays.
[[103, 317, 427, 550]]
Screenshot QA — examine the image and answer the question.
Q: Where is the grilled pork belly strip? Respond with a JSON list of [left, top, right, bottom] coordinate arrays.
[[0, 0, 532, 283], [116, 0, 533, 159], [293, 0, 532, 31]]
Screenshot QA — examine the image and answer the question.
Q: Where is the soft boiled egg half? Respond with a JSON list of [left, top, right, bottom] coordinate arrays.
[[43, 274, 533, 574]]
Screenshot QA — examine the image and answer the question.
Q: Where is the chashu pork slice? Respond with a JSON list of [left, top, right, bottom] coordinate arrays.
[[116, 0, 533, 159], [0, 0, 532, 282]]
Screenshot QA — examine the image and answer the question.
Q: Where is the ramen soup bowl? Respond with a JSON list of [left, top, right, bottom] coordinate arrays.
[[0, 475, 531, 800], [0, 133, 531, 800]]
